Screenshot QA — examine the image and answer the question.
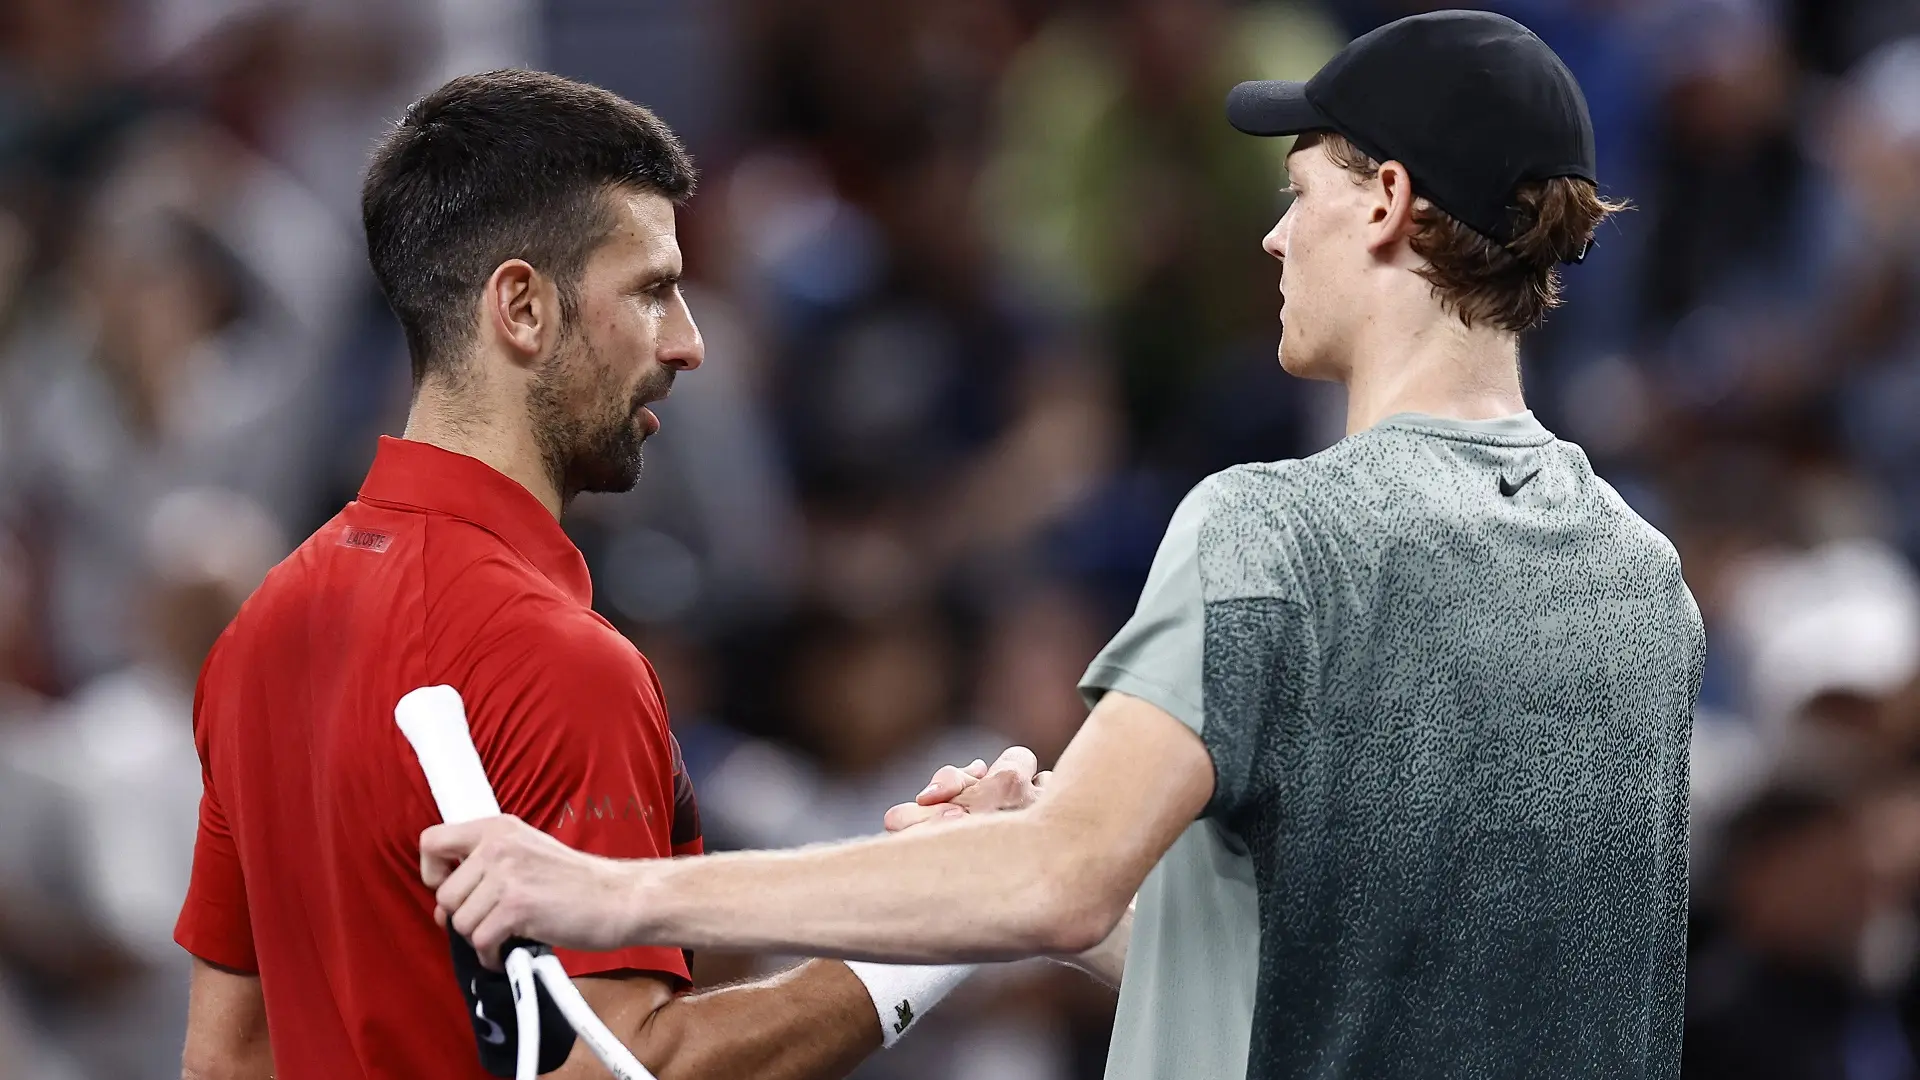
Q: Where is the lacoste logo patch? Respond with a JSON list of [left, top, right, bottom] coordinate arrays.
[[340, 528, 393, 552]]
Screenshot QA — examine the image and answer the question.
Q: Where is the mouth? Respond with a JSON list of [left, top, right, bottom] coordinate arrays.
[[634, 388, 668, 437]]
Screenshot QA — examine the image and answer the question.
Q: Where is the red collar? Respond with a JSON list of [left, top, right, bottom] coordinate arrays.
[[357, 436, 592, 607]]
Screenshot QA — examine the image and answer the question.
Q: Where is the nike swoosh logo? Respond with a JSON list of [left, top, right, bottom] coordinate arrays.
[[1498, 468, 1542, 497], [472, 982, 507, 1045]]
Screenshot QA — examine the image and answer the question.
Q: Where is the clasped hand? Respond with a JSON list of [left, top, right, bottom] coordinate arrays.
[[418, 745, 1049, 966]]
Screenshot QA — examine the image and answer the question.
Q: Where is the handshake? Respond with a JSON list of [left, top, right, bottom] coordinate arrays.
[[418, 746, 1051, 967], [882, 746, 1051, 834]]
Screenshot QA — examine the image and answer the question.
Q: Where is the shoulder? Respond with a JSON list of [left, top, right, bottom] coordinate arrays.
[[1574, 463, 1693, 590], [1202, 443, 1392, 524], [423, 523, 612, 653], [456, 599, 671, 788], [1197, 460, 1315, 511], [466, 590, 650, 694], [1173, 464, 1318, 604]]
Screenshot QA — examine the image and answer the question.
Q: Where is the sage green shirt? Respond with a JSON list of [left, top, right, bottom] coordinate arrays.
[[1082, 413, 1703, 1080]]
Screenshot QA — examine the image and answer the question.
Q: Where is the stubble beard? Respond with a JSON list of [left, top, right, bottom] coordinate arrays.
[[529, 332, 673, 505]]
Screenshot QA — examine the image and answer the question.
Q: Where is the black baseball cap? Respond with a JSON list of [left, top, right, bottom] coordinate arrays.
[[1227, 10, 1596, 258]]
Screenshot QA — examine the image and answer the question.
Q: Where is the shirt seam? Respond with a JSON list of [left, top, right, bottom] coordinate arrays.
[[1370, 420, 1556, 448], [1082, 662, 1205, 726]]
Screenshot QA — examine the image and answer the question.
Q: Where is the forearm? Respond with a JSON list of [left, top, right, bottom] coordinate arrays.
[[181, 960, 273, 1080], [628, 961, 878, 1080], [635, 811, 1127, 963]]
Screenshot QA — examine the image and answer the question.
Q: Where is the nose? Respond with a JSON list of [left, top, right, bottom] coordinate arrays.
[[1263, 207, 1291, 261], [661, 288, 704, 372]]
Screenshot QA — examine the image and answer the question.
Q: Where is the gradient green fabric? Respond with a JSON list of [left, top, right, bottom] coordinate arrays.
[[1082, 412, 1704, 1080]]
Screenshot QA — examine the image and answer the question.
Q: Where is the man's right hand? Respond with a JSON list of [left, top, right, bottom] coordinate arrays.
[[883, 746, 1050, 833]]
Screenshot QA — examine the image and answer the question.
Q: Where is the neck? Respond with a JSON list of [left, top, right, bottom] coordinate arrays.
[[1339, 306, 1525, 435], [402, 379, 564, 520]]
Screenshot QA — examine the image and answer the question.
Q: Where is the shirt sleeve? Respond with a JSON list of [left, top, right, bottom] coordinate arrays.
[[174, 647, 258, 972], [1079, 474, 1308, 823], [1080, 481, 1211, 735], [469, 608, 693, 986]]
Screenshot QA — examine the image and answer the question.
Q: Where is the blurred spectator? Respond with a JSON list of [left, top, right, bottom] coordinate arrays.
[[0, 110, 348, 687], [700, 607, 990, 850], [1782, 0, 1920, 75], [1717, 540, 1920, 789], [970, 581, 1110, 767], [694, 605, 1094, 1079], [0, 487, 282, 1080], [1686, 788, 1918, 1080], [0, 0, 151, 284], [981, 0, 1340, 466], [1825, 38, 1920, 556]]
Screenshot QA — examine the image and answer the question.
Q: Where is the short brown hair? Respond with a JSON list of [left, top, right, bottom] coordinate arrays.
[[1312, 132, 1624, 333]]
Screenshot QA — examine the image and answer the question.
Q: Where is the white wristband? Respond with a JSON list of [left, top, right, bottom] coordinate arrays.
[[843, 961, 975, 1047]]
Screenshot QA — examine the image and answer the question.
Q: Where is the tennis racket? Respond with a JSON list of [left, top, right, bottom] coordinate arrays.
[[397, 684, 659, 1080]]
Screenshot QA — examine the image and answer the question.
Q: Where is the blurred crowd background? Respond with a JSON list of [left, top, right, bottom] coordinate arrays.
[[1, 0, 1919, 1076]]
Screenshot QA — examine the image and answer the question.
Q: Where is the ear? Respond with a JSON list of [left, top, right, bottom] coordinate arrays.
[[482, 259, 551, 365], [1365, 160, 1420, 259]]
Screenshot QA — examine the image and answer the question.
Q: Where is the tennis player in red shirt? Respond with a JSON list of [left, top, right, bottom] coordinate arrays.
[[174, 70, 983, 1079]]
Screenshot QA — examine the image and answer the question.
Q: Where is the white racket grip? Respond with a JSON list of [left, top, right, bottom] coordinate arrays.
[[532, 954, 658, 1080], [396, 685, 501, 824]]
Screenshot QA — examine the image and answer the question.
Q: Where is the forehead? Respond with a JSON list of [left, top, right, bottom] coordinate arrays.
[[1284, 137, 1339, 182], [587, 188, 681, 275]]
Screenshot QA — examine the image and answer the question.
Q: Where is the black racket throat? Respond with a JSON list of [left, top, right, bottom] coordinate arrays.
[[448, 927, 578, 1075]]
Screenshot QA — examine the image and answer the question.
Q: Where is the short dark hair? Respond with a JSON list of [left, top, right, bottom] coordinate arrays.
[[361, 69, 697, 382]]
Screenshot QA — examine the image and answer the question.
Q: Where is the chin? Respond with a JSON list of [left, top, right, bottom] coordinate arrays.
[[578, 462, 642, 496], [1278, 331, 1341, 382], [569, 434, 645, 496], [1277, 336, 1314, 378]]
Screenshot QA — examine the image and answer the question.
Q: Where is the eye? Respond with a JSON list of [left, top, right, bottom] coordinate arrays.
[[636, 280, 677, 316]]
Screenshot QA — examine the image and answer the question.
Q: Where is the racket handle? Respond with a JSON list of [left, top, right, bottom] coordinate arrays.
[[396, 685, 501, 823], [399, 686, 645, 1078]]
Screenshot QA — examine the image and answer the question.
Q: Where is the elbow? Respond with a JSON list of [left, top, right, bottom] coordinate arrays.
[[181, 1057, 243, 1080], [181, 1040, 267, 1080], [1025, 866, 1128, 957]]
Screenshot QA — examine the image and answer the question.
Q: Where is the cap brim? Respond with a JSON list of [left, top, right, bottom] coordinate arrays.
[[1226, 80, 1330, 137]]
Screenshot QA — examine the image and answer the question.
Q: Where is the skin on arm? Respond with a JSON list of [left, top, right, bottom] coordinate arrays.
[[560, 963, 877, 1080], [181, 958, 272, 1080], [176, 921, 882, 1080], [1069, 901, 1131, 989], [887, 751, 1130, 988], [422, 690, 1213, 967]]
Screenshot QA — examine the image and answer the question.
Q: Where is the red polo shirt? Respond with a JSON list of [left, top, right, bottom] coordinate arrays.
[[175, 436, 702, 1079]]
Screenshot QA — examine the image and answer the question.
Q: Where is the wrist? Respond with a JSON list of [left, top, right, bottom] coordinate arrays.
[[616, 857, 672, 945], [843, 961, 976, 1047]]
